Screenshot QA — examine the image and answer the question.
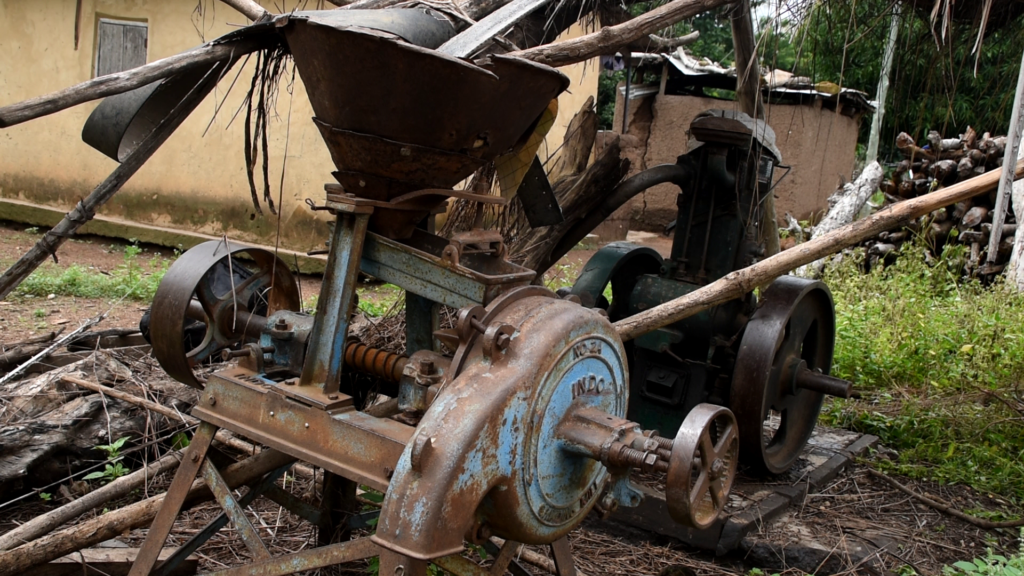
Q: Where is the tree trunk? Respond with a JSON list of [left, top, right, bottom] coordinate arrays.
[[795, 161, 884, 277], [866, 3, 900, 163], [991, 48, 1024, 270], [728, 0, 780, 257]]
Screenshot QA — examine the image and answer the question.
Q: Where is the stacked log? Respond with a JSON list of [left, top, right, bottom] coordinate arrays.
[[861, 128, 1016, 275]]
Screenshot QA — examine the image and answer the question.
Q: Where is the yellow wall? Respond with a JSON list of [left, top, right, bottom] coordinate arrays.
[[0, 0, 598, 252]]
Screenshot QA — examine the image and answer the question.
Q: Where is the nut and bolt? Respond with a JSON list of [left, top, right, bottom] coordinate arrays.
[[191, 452, 200, 462], [495, 333, 512, 350], [417, 358, 435, 376], [327, 394, 339, 400], [208, 397, 216, 406], [709, 458, 726, 480], [275, 318, 289, 330]]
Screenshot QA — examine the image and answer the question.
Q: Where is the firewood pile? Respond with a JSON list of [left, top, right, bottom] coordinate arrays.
[[862, 128, 1017, 275]]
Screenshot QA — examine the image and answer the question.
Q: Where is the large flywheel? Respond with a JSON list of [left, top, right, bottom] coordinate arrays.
[[730, 276, 848, 474], [150, 240, 300, 389]]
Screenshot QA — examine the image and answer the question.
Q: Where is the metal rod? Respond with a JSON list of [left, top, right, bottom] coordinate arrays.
[[795, 369, 853, 398]]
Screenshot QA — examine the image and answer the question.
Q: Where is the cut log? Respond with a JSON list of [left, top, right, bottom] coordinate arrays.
[[795, 161, 884, 277], [0, 453, 182, 551], [614, 159, 1024, 342], [0, 449, 296, 576]]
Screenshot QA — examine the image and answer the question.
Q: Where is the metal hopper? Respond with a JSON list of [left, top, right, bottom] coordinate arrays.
[[283, 14, 569, 238]]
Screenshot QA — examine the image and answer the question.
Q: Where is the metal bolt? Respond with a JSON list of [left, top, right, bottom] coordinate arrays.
[[208, 396, 216, 406], [384, 466, 394, 479], [709, 458, 726, 480], [275, 318, 289, 330], [191, 452, 200, 462], [269, 411, 275, 417], [327, 394, 339, 400], [417, 358, 435, 375], [496, 333, 511, 350], [304, 422, 310, 428]]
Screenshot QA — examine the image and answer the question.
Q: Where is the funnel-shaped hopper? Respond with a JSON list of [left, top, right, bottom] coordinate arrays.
[[283, 14, 569, 237]]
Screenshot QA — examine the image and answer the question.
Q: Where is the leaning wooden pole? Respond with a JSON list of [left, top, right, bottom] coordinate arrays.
[[0, 40, 258, 129], [0, 68, 219, 300], [614, 159, 1024, 342]]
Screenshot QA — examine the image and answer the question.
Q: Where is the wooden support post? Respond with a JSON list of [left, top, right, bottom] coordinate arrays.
[[986, 47, 1024, 268], [729, 0, 780, 259]]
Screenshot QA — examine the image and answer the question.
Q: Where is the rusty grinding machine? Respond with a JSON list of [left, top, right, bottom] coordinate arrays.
[[82, 11, 850, 576]]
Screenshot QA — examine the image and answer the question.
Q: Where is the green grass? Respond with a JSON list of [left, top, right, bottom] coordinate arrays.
[[11, 245, 171, 302], [942, 531, 1024, 576], [821, 242, 1024, 506]]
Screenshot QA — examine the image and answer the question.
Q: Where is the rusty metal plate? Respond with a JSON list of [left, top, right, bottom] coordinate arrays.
[[195, 369, 413, 492], [360, 230, 535, 308], [315, 120, 486, 192], [284, 21, 568, 159]]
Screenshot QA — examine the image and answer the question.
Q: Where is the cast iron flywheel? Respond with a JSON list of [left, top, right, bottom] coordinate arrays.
[[150, 240, 299, 389], [729, 275, 837, 474]]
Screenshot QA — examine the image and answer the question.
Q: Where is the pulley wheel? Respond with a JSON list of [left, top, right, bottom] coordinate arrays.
[[151, 240, 300, 389], [730, 276, 836, 474], [666, 403, 739, 529]]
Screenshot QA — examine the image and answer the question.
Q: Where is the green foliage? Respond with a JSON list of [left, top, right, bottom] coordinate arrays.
[[943, 531, 1024, 576], [33, 308, 46, 318], [83, 436, 132, 483], [821, 243, 1024, 504], [781, 1, 1024, 155], [597, 71, 624, 130], [171, 432, 191, 450], [357, 284, 401, 318], [12, 244, 170, 302], [38, 492, 52, 502]]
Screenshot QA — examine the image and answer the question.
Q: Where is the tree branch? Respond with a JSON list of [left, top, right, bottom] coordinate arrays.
[[510, 0, 735, 67]]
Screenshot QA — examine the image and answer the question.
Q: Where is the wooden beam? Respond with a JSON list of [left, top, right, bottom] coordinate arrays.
[[614, 159, 1024, 342], [510, 0, 735, 68]]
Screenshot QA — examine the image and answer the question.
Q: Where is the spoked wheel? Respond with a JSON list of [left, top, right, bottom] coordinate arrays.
[[150, 240, 299, 389], [730, 276, 837, 475], [666, 403, 739, 529]]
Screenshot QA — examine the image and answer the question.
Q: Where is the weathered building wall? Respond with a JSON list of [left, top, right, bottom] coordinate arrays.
[[0, 0, 598, 253], [612, 88, 864, 232]]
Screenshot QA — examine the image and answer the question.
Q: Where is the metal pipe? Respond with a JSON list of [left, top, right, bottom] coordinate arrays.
[[544, 162, 695, 273]]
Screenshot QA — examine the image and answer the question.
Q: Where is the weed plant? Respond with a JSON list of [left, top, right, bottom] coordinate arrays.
[[821, 242, 1024, 505], [11, 245, 170, 302]]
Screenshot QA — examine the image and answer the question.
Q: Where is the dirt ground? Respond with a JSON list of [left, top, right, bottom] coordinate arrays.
[[1, 221, 1021, 576]]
